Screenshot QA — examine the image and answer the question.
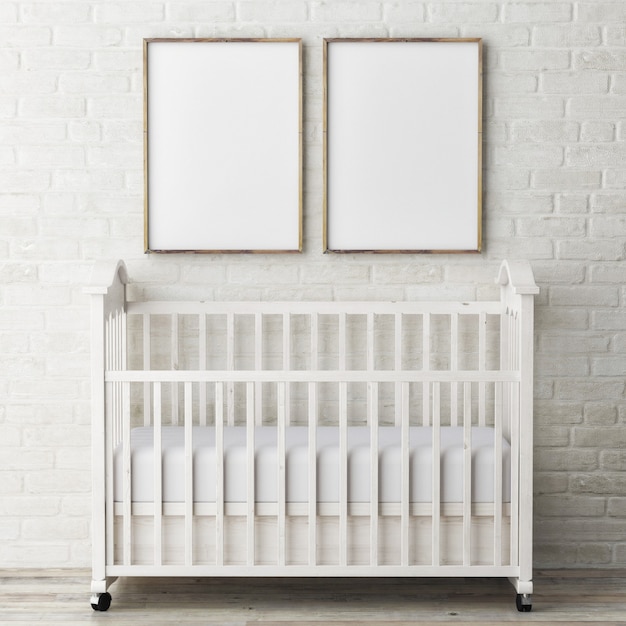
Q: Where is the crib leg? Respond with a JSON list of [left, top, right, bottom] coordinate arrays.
[[516, 593, 532, 613], [90, 592, 112, 612]]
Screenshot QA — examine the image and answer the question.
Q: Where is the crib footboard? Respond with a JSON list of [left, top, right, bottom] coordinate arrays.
[[87, 259, 538, 612]]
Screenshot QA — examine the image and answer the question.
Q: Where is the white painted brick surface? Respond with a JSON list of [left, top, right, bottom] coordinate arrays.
[[0, 0, 625, 571]]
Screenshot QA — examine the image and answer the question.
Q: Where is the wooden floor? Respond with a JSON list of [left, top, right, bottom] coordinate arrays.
[[1, 569, 625, 624]]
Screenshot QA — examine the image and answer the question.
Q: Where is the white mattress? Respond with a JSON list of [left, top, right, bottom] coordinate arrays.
[[114, 426, 510, 504]]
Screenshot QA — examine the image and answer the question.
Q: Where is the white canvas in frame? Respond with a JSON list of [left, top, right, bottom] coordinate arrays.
[[144, 39, 302, 253], [324, 39, 482, 253]]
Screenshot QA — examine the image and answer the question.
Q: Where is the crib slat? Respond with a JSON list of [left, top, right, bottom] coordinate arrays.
[[255, 313, 263, 427], [308, 380, 317, 566], [494, 381, 503, 567], [184, 382, 193, 567], [199, 314, 207, 426], [368, 382, 378, 566], [171, 313, 179, 426], [400, 381, 409, 567], [246, 382, 255, 566], [283, 313, 291, 427], [395, 312, 402, 427], [153, 383, 162, 567], [227, 313, 235, 427], [463, 382, 472, 567], [366, 313, 374, 376], [479, 311, 487, 427], [215, 382, 224, 566], [143, 314, 151, 427], [431, 382, 441, 567], [277, 383, 286, 566], [510, 380, 520, 567], [122, 381, 132, 566], [339, 380, 348, 567], [422, 314, 431, 426], [451, 313, 459, 427], [105, 383, 114, 567]]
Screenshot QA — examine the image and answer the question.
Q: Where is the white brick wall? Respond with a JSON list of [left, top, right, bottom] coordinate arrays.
[[0, 0, 625, 569]]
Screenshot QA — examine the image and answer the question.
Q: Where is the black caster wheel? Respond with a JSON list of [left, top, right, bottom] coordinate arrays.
[[91, 592, 112, 612], [516, 593, 532, 612]]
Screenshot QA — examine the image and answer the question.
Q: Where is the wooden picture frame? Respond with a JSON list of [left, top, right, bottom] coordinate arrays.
[[323, 38, 483, 253], [144, 38, 302, 253]]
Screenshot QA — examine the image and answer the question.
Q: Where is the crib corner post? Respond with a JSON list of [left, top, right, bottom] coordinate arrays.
[[85, 260, 129, 592], [497, 260, 538, 593]]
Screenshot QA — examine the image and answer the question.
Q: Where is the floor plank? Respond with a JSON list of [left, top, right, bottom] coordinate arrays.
[[0, 569, 625, 624]]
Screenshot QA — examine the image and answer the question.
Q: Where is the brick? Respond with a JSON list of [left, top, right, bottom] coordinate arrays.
[[558, 240, 623, 261], [494, 145, 563, 167], [311, 1, 381, 22], [533, 169, 601, 190], [303, 264, 371, 284], [385, 2, 425, 22], [551, 285, 619, 307], [590, 263, 626, 283], [533, 24, 601, 47], [605, 25, 626, 46], [555, 194, 589, 214], [605, 169, 626, 189], [577, 2, 626, 22], [580, 121, 614, 142], [536, 495, 605, 517], [21, 3, 92, 23], [0, 3, 17, 22], [584, 403, 618, 426], [568, 96, 626, 119], [601, 451, 626, 471], [0, 544, 69, 567], [539, 355, 590, 377], [52, 169, 125, 192], [593, 310, 626, 331], [510, 120, 579, 143], [0, 122, 66, 144], [541, 72, 609, 95], [18, 146, 84, 168], [591, 194, 626, 213], [556, 380, 624, 401], [0, 72, 57, 96], [0, 26, 51, 47], [608, 498, 626, 517], [374, 264, 441, 284], [589, 216, 626, 238], [87, 145, 142, 168], [238, 1, 307, 21], [95, 2, 164, 22], [488, 72, 537, 95], [505, 2, 572, 22], [591, 356, 626, 377], [567, 143, 626, 168], [0, 170, 50, 193], [500, 49, 570, 72], [167, 2, 235, 21], [535, 449, 598, 472], [60, 74, 129, 95], [535, 400, 582, 424], [495, 96, 564, 119], [571, 473, 626, 496], [0, 496, 58, 517], [575, 426, 626, 448], [427, 3, 497, 23], [19, 96, 85, 119], [22, 49, 90, 70], [93, 50, 142, 71], [540, 333, 608, 354], [516, 216, 585, 238]]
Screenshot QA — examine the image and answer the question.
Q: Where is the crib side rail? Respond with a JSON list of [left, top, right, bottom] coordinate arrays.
[[85, 260, 129, 591]]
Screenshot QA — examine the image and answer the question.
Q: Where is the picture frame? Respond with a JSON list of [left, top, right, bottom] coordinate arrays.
[[323, 38, 483, 253], [144, 38, 302, 253]]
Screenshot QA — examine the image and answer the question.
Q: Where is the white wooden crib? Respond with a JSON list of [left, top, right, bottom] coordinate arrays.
[[86, 260, 538, 612]]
